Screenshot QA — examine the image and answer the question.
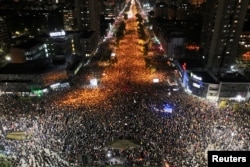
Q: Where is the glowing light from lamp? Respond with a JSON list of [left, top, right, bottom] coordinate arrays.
[[5, 56, 11, 61]]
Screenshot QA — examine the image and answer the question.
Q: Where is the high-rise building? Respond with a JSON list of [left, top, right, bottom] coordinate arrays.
[[74, 0, 100, 33], [0, 16, 10, 51], [200, 0, 250, 72], [62, 8, 74, 31], [239, 4, 250, 49], [72, 0, 100, 56], [154, 2, 168, 18]]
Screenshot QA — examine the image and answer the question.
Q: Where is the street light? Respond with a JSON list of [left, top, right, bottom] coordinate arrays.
[[5, 55, 11, 61]]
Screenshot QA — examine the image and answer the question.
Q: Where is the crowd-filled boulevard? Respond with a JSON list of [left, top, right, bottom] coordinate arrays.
[[0, 0, 249, 167]]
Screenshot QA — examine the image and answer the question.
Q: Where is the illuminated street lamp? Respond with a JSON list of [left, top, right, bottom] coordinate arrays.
[[5, 55, 11, 61]]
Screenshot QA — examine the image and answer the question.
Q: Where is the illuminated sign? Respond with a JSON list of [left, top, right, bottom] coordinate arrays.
[[49, 30, 66, 37], [193, 82, 201, 88], [191, 73, 202, 81]]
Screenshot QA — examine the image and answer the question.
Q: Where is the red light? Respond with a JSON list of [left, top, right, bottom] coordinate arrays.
[[182, 62, 187, 70]]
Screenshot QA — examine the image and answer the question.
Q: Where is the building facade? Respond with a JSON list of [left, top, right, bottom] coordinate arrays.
[[0, 16, 10, 51], [200, 0, 250, 72], [176, 59, 250, 101], [47, 31, 73, 57], [74, 0, 100, 33], [10, 39, 48, 63], [80, 31, 99, 57], [62, 8, 75, 31]]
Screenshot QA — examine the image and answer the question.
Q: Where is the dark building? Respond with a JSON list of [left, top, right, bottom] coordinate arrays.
[[0, 0, 64, 35], [200, 0, 250, 72], [0, 16, 10, 51], [153, 18, 186, 58], [36, 31, 73, 65], [99, 0, 126, 37], [74, 0, 100, 33], [47, 31, 73, 57], [79, 31, 98, 56], [67, 30, 99, 57], [154, 2, 169, 18], [10, 38, 48, 64]]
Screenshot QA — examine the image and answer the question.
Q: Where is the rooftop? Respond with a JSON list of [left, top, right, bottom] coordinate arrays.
[[15, 39, 43, 50], [216, 72, 250, 83]]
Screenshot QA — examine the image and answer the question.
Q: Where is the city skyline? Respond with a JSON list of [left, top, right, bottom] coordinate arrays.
[[0, 0, 249, 94]]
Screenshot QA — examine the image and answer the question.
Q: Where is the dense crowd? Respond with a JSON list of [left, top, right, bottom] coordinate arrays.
[[0, 83, 249, 167], [0, 0, 250, 167]]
